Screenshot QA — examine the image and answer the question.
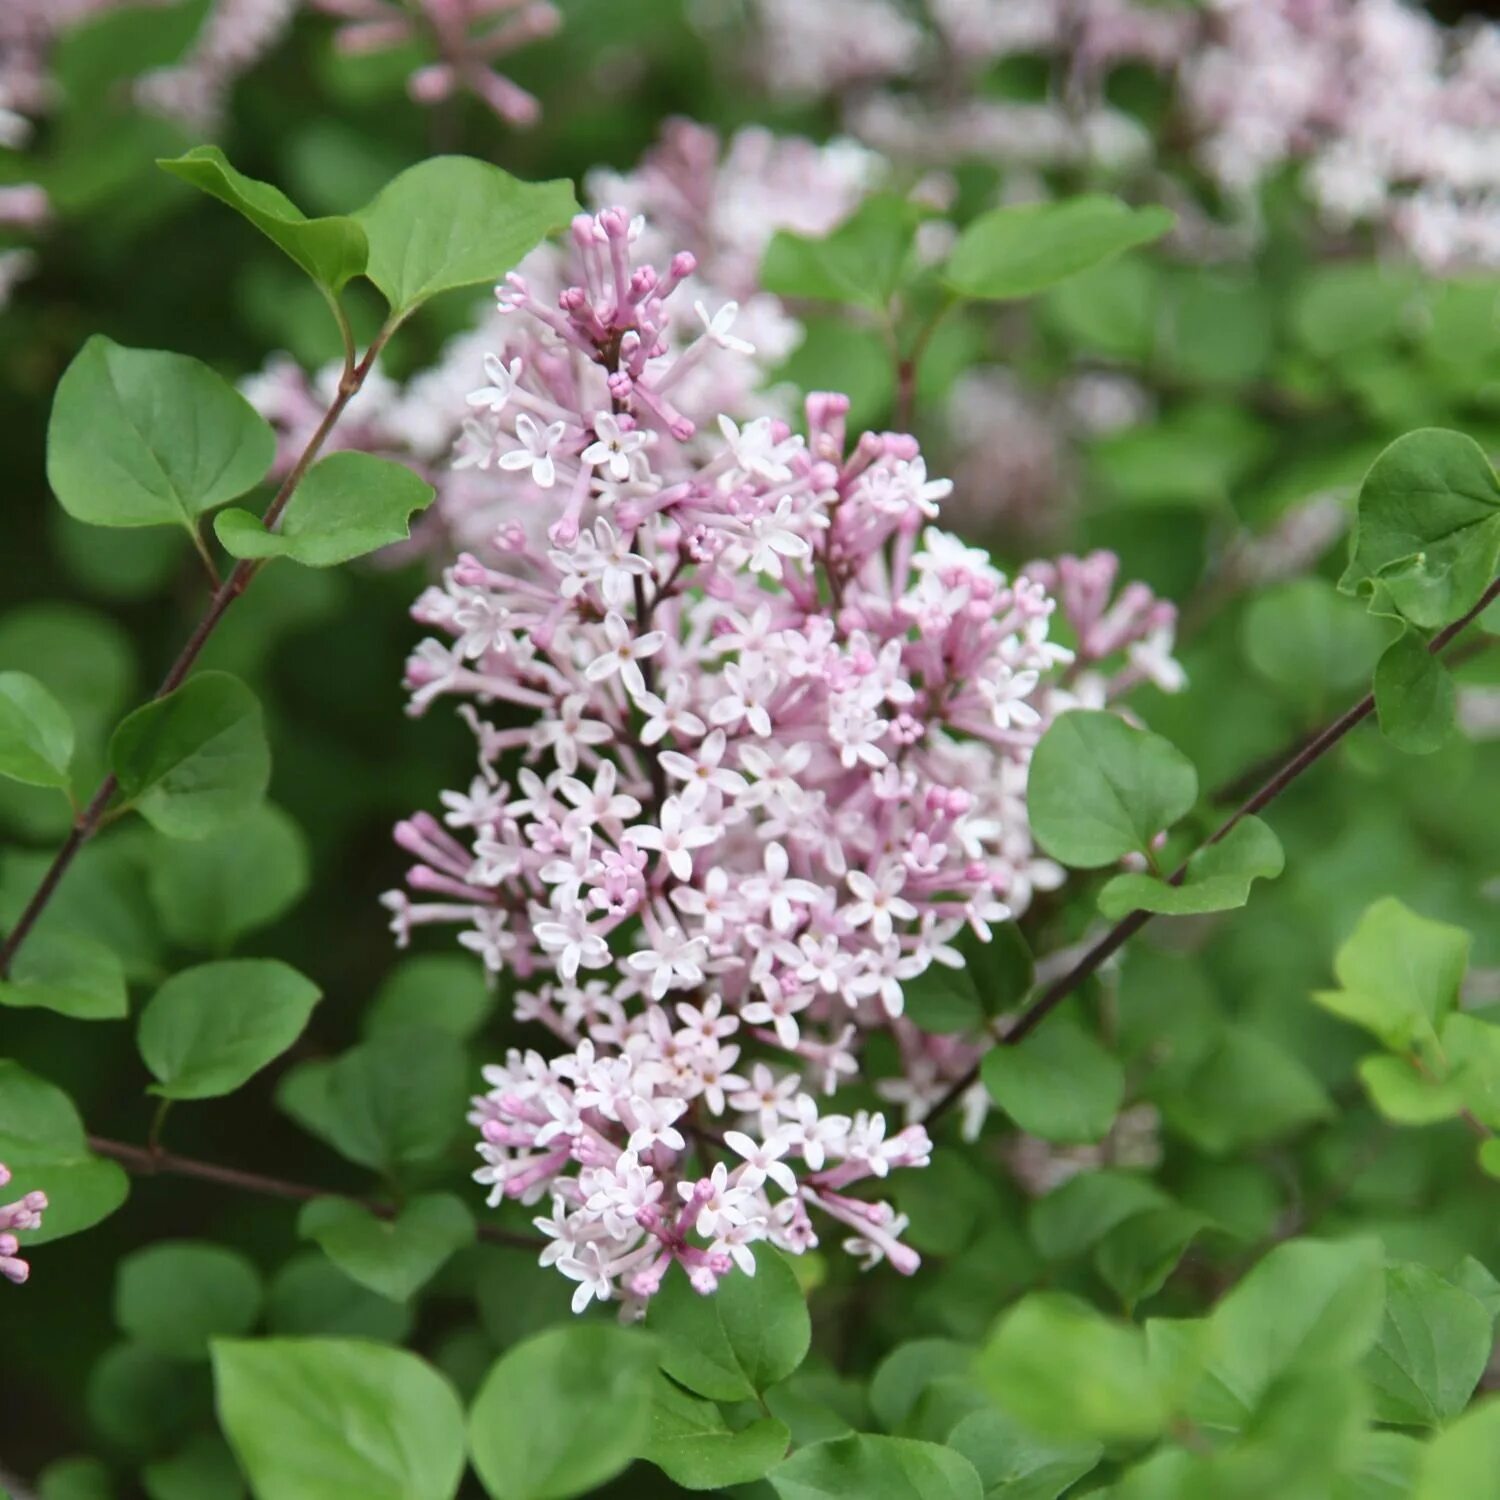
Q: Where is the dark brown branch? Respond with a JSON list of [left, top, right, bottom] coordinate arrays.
[[928, 573, 1500, 1125], [0, 335, 390, 978], [88, 1136, 541, 1249]]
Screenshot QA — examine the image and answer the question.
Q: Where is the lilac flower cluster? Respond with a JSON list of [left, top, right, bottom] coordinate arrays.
[[311, 0, 560, 127], [0, 1163, 46, 1286], [386, 207, 1183, 1313]]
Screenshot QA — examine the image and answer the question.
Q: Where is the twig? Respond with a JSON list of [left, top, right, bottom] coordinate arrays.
[[0, 332, 392, 978], [88, 1136, 542, 1250], [927, 574, 1500, 1126]]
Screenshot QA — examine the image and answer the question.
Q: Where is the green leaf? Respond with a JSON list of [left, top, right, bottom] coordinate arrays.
[[1481, 1138, 1500, 1179], [981, 1020, 1124, 1144], [1291, 264, 1418, 358], [761, 195, 927, 313], [1027, 709, 1197, 868], [1240, 578, 1390, 714], [1097, 816, 1284, 919], [0, 1058, 129, 1242], [298, 1194, 475, 1303], [870, 1340, 975, 1433], [643, 1375, 789, 1490], [1201, 1237, 1386, 1425], [109, 672, 271, 839], [1413, 1396, 1500, 1500], [1158, 1025, 1331, 1153], [47, 336, 275, 532], [959, 924, 1034, 1017], [0, 929, 127, 1020], [115, 1241, 263, 1359], [142, 1433, 245, 1500], [646, 1243, 811, 1402], [467, 1324, 657, 1500], [976, 1293, 1167, 1442], [1362, 1264, 1492, 1428], [138, 958, 321, 1099], [1028, 1170, 1172, 1261], [1311, 896, 1470, 1050], [1094, 1207, 1211, 1311], [366, 954, 494, 1041], [213, 1338, 466, 1500], [145, 802, 310, 950], [770, 1434, 983, 1500], [1339, 428, 1500, 629], [158, 145, 366, 291], [267, 1254, 413, 1344], [0, 671, 74, 789], [945, 1408, 1102, 1500], [1335, 1431, 1423, 1500], [354, 158, 578, 317], [1356, 1054, 1467, 1125], [1374, 631, 1455, 754], [276, 1025, 467, 1171], [215, 451, 435, 567], [902, 963, 983, 1033], [87, 1340, 212, 1454], [945, 196, 1173, 302], [37, 1455, 115, 1500]]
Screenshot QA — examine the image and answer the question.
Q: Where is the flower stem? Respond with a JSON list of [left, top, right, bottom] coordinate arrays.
[[928, 573, 1500, 1125]]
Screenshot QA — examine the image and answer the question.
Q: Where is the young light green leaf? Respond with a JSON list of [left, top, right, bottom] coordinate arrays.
[[945, 1408, 1102, 1500], [1412, 1396, 1500, 1500], [761, 195, 927, 313], [1097, 815, 1284, 919], [115, 1241, 263, 1359], [158, 145, 367, 291], [977, 1293, 1168, 1442], [1311, 896, 1470, 1050], [1336, 1431, 1424, 1500], [1362, 1264, 1492, 1428], [1339, 428, 1500, 629], [945, 196, 1173, 302], [215, 451, 435, 567], [0, 929, 127, 1020], [468, 1324, 658, 1500], [643, 1376, 789, 1491], [0, 1059, 129, 1242], [1374, 631, 1455, 754], [646, 1243, 811, 1402], [276, 1025, 467, 1171], [1481, 1138, 1500, 1180], [145, 802, 310, 950], [982, 1020, 1124, 1144], [47, 336, 275, 532], [1202, 1236, 1386, 1425], [0, 671, 74, 790], [137, 959, 321, 1099], [110, 672, 270, 839], [1027, 709, 1197, 868], [770, 1434, 983, 1500], [354, 158, 578, 317], [1357, 1054, 1467, 1125], [213, 1338, 466, 1500], [297, 1194, 475, 1303]]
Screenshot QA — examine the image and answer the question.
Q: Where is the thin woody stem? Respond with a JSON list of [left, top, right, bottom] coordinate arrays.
[[927, 573, 1500, 1125], [0, 329, 393, 979], [88, 1135, 542, 1249]]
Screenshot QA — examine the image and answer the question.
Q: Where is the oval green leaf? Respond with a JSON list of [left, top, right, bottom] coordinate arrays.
[[0, 671, 74, 789]]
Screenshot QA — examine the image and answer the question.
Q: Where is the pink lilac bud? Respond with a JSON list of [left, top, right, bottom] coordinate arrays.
[[0, 1163, 46, 1285]]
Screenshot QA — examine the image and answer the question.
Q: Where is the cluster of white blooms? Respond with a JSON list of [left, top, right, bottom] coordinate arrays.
[[385, 203, 1183, 1312], [244, 122, 879, 555]]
